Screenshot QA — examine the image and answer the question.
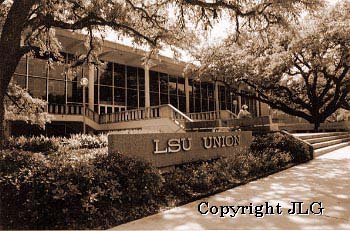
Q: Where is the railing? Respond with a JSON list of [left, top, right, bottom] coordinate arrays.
[[46, 103, 194, 131], [99, 106, 161, 124], [188, 111, 221, 121], [188, 110, 237, 121], [48, 104, 83, 115], [271, 110, 307, 124], [166, 104, 193, 129], [85, 108, 100, 123]]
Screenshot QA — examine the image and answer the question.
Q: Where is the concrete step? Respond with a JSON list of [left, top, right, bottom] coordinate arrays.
[[314, 142, 349, 157], [293, 132, 349, 140], [305, 134, 350, 144], [312, 138, 350, 149]]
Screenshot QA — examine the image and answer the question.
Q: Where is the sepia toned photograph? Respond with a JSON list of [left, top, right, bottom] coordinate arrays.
[[0, 0, 349, 230]]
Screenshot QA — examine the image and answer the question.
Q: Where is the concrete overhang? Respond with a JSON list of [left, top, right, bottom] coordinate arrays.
[[55, 28, 187, 76]]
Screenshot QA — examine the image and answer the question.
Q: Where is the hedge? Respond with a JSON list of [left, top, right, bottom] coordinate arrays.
[[0, 148, 162, 229], [0, 132, 311, 229]]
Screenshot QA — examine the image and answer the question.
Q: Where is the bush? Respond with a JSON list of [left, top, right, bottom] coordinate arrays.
[[0, 149, 162, 229], [0, 132, 311, 229], [7, 135, 61, 152], [163, 132, 309, 204], [251, 132, 312, 163], [5, 133, 108, 153]]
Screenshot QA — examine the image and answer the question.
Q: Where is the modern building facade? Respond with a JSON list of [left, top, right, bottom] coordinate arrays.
[[9, 29, 268, 135]]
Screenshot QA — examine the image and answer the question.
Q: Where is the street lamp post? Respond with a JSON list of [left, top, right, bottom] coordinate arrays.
[[232, 99, 238, 115], [80, 77, 89, 134]]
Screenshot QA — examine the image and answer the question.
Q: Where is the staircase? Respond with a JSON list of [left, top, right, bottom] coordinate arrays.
[[293, 132, 350, 157]]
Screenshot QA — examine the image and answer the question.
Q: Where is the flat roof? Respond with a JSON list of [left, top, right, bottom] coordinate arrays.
[[55, 28, 187, 76]]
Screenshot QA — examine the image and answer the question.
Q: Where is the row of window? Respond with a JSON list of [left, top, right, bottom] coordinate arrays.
[[12, 55, 258, 115]]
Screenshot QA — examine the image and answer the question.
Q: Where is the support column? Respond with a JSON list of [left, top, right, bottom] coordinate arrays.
[[144, 65, 150, 109], [256, 93, 260, 117], [214, 81, 220, 112], [238, 84, 242, 110], [184, 74, 190, 114], [88, 64, 94, 111]]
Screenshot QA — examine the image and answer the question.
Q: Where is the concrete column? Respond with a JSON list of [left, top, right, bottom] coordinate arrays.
[[144, 65, 150, 108], [88, 64, 94, 111], [184, 74, 190, 114], [214, 81, 220, 112], [238, 84, 242, 110]]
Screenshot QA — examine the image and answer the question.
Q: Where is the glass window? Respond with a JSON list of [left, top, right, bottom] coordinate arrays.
[[193, 80, 201, 112], [169, 75, 177, 108], [150, 70, 159, 106], [49, 62, 66, 80], [28, 57, 47, 77], [100, 86, 113, 105], [114, 63, 125, 105], [189, 79, 194, 113], [48, 80, 65, 104], [159, 72, 169, 105], [219, 85, 226, 110], [138, 68, 145, 108], [208, 82, 215, 111], [67, 81, 82, 103], [178, 77, 185, 112], [28, 77, 46, 99], [201, 82, 208, 112], [12, 74, 26, 88], [100, 62, 113, 86], [15, 58, 27, 76], [127, 66, 138, 109]]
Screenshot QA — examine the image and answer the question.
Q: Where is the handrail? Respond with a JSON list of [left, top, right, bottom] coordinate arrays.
[[166, 104, 193, 122], [188, 110, 237, 121], [225, 110, 237, 119], [280, 130, 314, 159]]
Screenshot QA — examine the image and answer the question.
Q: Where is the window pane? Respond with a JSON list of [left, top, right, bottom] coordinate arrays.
[[28, 77, 46, 99], [114, 64, 126, 105], [159, 72, 168, 105], [150, 70, 159, 106], [208, 83, 215, 111], [189, 79, 194, 113], [15, 58, 27, 75], [29, 58, 47, 77], [67, 81, 82, 103], [100, 62, 113, 86], [48, 80, 65, 104], [49, 62, 66, 80], [201, 82, 208, 112], [100, 86, 113, 105], [12, 74, 26, 88]]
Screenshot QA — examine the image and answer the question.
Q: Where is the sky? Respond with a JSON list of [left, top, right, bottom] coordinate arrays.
[[103, 0, 341, 63]]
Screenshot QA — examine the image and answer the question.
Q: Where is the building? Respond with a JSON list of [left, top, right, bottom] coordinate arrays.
[[9, 29, 268, 136]]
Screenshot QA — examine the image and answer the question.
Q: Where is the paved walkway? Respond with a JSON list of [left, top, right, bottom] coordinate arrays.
[[111, 147, 350, 230]]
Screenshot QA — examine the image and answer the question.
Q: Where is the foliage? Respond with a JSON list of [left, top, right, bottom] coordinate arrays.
[[5, 83, 51, 128], [251, 132, 313, 163], [0, 132, 311, 229], [163, 132, 310, 203], [0, 148, 163, 229], [190, 1, 350, 130], [6, 133, 108, 152]]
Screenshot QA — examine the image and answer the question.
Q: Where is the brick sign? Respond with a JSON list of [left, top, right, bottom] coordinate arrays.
[[108, 131, 252, 168]]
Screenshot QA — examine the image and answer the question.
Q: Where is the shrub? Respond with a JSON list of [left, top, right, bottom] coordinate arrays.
[[251, 132, 312, 163], [7, 135, 61, 152], [0, 149, 162, 229], [5, 133, 108, 153]]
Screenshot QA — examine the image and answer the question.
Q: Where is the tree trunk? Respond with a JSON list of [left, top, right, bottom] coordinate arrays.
[[0, 93, 5, 149], [314, 121, 320, 132]]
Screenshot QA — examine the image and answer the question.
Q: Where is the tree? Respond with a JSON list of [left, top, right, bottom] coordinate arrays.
[[5, 83, 51, 131], [0, 0, 321, 148], [190, 1, 350, 130]]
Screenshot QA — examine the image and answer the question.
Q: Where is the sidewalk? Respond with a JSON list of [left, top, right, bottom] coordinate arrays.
[[111, 147, 350, 230]]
